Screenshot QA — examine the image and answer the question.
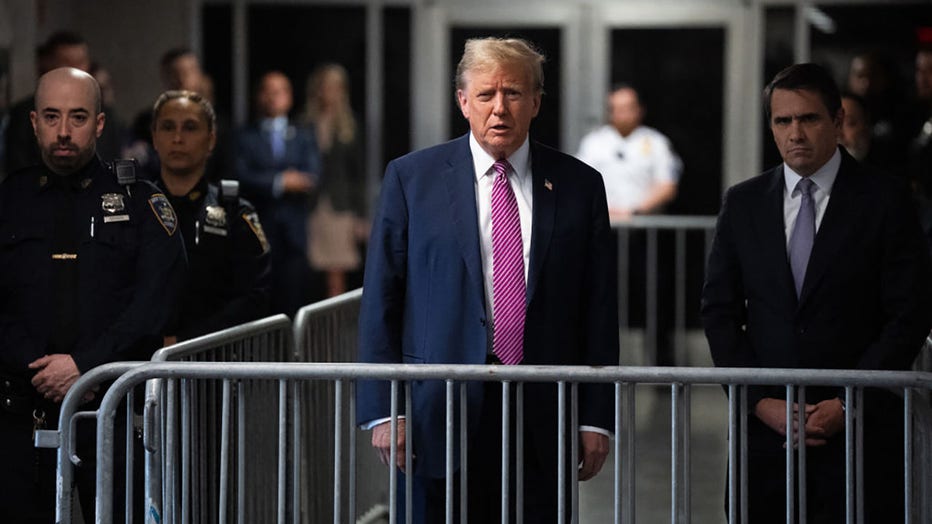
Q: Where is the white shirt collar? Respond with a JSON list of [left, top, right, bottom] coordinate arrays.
[[469, 132, 531, 183], [261, 116, 288, 132], [783, 147, 841, 196]]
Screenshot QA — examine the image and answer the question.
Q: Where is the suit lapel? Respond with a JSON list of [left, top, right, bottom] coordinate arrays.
[[798, 154, 859, 306], [762, 166, 799, 307], [443, 136, 486, 310], [527, 142, 555, 305]]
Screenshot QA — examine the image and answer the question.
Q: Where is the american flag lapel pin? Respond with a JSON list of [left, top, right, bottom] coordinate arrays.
[[544, 179, 553, 191]]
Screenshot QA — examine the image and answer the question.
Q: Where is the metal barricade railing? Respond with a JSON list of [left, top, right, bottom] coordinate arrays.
[[83, 362, 932, 524], [613, 215, 717, 367], [293, 288, 374, 524], [35, 362, 146, 524], [146, 314, 295, 524]]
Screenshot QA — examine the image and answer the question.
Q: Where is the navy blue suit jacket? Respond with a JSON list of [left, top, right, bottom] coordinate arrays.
[[233, 121, 320, 255], [357, 134, 619, 478]]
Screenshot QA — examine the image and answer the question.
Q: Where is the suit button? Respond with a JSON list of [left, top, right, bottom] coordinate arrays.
[[480, 318, 487, 327], [2, 380, 9, 388], [798, 328, 805, 334]]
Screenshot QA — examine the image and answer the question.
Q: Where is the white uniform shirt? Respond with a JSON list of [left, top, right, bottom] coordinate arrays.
[[576, 125, 682, 212]]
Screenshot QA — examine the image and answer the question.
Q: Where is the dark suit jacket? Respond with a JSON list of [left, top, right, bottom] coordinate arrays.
[[702, 148, 932, 439], [233, 120, 320, 255], [357, 134, 619, 478], [702, 147, 932, 519]]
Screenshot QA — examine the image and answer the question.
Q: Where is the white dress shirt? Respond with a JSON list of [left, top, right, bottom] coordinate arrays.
[[782, 148, 841, 247], [469, 132, 533, 323]]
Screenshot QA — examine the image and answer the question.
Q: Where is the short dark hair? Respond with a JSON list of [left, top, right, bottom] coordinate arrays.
[[40, 31, 86, 54], [160, 47, 195, 70], [763, 63, 841, 121], [840, 91, 871, 122]]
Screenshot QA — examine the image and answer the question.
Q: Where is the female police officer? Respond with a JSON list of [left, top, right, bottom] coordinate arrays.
[[151, 90, 271, 343]]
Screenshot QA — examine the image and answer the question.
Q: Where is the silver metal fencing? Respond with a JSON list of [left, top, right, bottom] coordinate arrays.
[[613, 215, 717, 367], [82, 362, 932, 524], [146, 314, 295, 524], [34, 362, 146, 524], [292, 289, 379, 524]]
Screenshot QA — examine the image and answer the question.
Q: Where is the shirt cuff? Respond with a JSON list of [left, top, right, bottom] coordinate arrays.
[[360, 415, 406, 430], [580, 425, 613, 439]]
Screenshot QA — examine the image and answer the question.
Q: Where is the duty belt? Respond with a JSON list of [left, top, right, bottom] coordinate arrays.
[[0, 372, 39, 415]]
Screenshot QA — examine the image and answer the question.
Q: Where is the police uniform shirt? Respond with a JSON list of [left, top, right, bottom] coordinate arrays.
[[0, 156, 186, 377], [576, 124, 682, 212], [160, 177, 271, 341]]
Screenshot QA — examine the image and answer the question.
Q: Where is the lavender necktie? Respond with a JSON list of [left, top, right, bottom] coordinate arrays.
[[788, 177, 816, 297], [491, 159, 525, 365]]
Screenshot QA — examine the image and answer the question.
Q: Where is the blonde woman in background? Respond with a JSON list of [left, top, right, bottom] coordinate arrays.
[[304, 63, 368, 296]]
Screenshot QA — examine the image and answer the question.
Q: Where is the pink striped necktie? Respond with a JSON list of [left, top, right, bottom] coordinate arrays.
[[491, 159, 525, 365]]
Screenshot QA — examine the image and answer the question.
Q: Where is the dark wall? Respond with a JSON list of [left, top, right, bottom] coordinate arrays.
[[610, 27, 725, 215]]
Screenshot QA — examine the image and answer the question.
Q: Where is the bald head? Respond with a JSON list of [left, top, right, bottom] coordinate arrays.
[[31, 67, 105, 175], [36, 67, 102, 114]]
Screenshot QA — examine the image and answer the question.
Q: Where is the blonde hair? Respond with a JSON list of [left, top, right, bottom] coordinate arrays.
[[304, 63, 356, 145], [454, 37, 545, 94]]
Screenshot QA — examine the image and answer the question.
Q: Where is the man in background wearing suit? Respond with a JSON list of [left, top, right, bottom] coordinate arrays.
[[234, 71, 320, 316], [702, 63, 932, 522], [357, 37, 618, 522]]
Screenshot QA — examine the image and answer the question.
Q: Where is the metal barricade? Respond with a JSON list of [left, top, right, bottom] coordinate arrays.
[[83, 362, 932, 524], [293, 289, 378, 523], [613, 215, 717, 367], [146, 315, 295, 524], [35, 362, 146, 524]]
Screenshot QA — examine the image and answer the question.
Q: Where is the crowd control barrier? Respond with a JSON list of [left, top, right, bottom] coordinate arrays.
[[77, 362, 932, 524], [292, 288, 382, 523], [613, 215, 717, 366], [147, 315, 295, 524]]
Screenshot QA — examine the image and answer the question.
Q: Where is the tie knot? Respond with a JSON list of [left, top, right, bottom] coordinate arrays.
[[493, 159, 512, 180], [796, 177, 816, 198]]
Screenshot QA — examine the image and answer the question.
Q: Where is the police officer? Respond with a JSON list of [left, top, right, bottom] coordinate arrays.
[[0, 68, 185, 522], [151, 90, 270, 344]]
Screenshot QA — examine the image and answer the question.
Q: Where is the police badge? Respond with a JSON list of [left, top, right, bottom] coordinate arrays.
[[101, 193, 131, 223], [203, 205, 228, 236], [148, 193, 178, 236], [101, 193, 126, 213]]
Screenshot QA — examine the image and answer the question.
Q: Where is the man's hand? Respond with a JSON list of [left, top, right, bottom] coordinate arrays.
[[372, 418, 410, 471], [578, 431, 609, 481], [803, 398, 844, 445], [28, 354, 81, 403], [163, 335, 178, 347], [754, 397, 843, 447], [281, 169, 314, 194]]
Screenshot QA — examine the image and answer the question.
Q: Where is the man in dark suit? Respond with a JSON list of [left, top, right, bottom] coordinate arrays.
[[702, 63, 932, 522], [234, 71, 320, 316], [356, 37, 618, 522]]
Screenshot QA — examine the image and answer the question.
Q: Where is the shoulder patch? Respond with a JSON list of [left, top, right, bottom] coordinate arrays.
[[148, 193, 178, 236], [242, 211, 270, 253]]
